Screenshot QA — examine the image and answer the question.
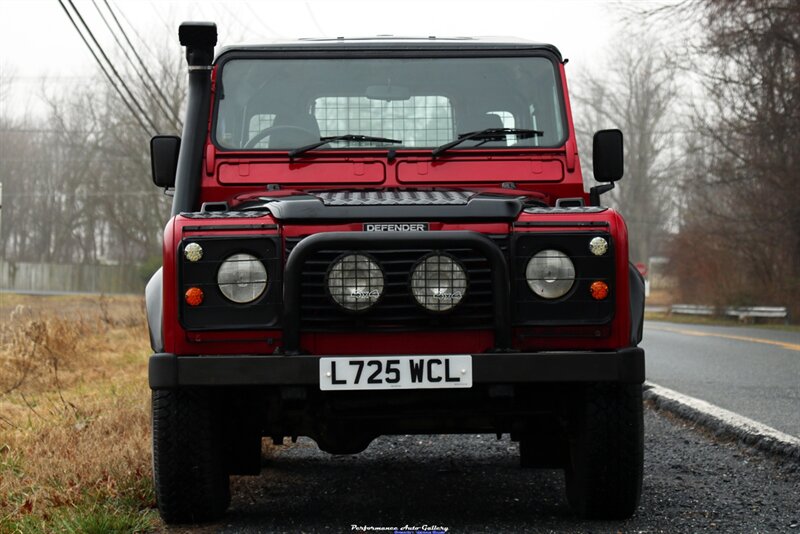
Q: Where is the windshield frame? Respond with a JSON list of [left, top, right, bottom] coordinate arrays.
[[211, 46, 569, 154]]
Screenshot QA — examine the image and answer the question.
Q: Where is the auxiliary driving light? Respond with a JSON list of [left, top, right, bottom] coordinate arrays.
[[184, 242, 203, 262], [589, 236, 608, 256], [326, 253, 384, 311], [217, 253, 268, 303], [184, 287, 204, 306], [590, 280, 609, 300], [411, 253, 468, 312], [525, 249, 576, 299]]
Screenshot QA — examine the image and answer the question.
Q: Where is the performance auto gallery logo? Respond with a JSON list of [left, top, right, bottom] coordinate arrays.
[[350, 525, 449, 534]]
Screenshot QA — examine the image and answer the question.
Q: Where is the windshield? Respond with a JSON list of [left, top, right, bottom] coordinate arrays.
[[214, 55, 566, 151]]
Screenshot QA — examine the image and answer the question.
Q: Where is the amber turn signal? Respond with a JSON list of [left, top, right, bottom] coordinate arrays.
[[185, 287, 204, 306], [589, 281, 609, 300]]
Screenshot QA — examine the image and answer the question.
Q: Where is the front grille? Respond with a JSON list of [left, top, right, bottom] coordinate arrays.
[[285, 234, 508, 332], [316, 190, 472, 206], [180, 211, 268, 219]]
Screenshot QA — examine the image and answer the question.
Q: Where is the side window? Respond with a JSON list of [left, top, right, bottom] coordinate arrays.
[[313, 96, 454, 147], [247, 113, 276, 148]]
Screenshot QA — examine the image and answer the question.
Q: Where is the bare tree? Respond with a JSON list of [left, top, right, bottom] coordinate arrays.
[[573, 34, 682, 264], [652, 0, 800, 315], [1, 48, 183, 268]]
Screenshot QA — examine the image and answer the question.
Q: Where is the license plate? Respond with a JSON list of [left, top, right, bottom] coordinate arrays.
[[319, 355, 472, 391]]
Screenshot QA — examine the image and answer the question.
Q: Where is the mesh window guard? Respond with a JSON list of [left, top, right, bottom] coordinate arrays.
[[246, 113, 277, 148], [313, 96, 454, 148]]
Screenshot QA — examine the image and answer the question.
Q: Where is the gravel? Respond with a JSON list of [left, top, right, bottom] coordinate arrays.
[[644, 382, 800, 460], [172, 407, 800, 533]]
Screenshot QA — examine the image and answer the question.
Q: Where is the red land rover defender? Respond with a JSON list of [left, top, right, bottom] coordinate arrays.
[[147, 22, 645, 524]]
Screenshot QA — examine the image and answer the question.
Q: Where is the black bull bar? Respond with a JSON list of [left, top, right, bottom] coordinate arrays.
[[282, 231, 510, 354]]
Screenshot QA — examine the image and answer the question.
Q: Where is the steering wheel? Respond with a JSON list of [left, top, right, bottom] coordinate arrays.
[[244, 125, 318, 149]]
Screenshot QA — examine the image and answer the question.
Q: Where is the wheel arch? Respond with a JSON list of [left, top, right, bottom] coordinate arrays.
[[146, 267, 164, 352], [628, 263, 645, 345]]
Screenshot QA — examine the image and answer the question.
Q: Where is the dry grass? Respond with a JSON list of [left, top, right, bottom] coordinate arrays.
[[0, 294, 158, 533]]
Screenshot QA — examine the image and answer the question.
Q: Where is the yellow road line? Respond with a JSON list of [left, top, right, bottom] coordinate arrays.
[[648, 326, 800, 352]]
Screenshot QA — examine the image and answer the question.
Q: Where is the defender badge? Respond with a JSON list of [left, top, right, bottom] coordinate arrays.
[[363, 223, 429, 232]]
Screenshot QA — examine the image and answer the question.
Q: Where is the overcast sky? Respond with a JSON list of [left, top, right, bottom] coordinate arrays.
[[0, 0, 643, 117]]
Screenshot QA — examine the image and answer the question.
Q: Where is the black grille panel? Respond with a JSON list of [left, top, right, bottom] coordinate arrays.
[[180, 211, 268, 219], [286, 235, 507, 332], [316, 190, 471, 206]]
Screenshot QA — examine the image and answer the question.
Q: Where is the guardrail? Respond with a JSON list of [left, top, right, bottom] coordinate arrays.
[[670, 304, 716, 316], [724, 306, 789, 323], [668, 304, 789, 324]]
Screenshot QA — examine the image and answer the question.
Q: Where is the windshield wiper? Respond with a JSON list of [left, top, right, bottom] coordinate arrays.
[[431, 128, 544, 158], [288, 134, 402, 159]]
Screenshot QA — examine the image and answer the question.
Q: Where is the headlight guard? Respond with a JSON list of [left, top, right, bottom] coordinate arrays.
[[410, 252, 468, 312], [325, 253, 385, 311]]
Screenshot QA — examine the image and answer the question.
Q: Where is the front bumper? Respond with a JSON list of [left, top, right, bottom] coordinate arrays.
[[149, 348, 644, 389]]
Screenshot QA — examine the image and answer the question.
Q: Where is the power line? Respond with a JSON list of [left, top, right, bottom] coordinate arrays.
[[0, 128, 93, 134], [12, 75, 87, 80], [2, 156, 148, 161], [245, 2, 283, 38], [111, 0, 158, 59], [99, 0, 183, 129], [56, 0, 153, 136], [146, 0, 174, 35], [3, 194, 163, 201], [304, 2, 327, 37], [65, 0, 159, 133], [89, 0, 179, 129], [59, 0, 159, 135], [219, 2, 256, 36]]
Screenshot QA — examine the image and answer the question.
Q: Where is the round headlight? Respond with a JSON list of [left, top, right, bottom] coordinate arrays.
[[327, 254, 384, 311], [411, 253, 467, 312], [217, 253, 268, 303], [525, 249, 575, 299]]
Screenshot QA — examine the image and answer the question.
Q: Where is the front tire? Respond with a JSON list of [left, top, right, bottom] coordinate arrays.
[[564, 383, 643, 519], [152, 389, 230, 524]]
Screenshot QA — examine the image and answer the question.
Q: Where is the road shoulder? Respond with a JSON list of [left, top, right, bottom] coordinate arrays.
[[644, 381, 800, 460]]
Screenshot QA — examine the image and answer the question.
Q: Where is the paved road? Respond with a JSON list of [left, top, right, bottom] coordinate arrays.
[[179, 409, 800, 533], [166, 320, 800, 532], [642, 321, 800, 437]]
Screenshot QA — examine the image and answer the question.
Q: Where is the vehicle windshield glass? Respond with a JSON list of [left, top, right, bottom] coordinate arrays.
[[214, 55, 566, 151]]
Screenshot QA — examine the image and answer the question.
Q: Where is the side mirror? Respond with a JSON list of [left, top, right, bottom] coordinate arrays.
[[592, 129, 624, 182], [150, 135, 181, 188]]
